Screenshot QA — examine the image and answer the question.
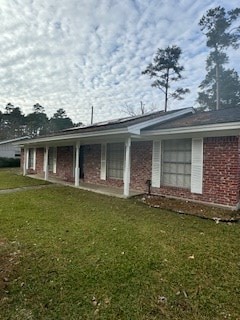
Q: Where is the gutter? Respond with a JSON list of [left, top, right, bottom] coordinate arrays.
[[143, 122, 240, 136]]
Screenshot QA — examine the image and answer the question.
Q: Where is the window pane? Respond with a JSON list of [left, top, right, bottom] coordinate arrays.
[[107, 143, 124, 180], [162, 139, 191, 188]]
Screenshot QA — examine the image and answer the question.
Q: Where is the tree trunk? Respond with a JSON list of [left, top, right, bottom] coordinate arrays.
[[165, 69, 169, 112], [216, 62, 220, 110]]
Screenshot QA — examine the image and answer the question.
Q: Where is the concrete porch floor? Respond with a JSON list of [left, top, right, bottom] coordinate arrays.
[[27, 174, 143, 198]]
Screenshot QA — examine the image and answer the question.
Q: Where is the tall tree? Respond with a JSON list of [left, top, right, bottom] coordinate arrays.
[[198, 6, 240, 110], [142, 45, 189, 112], [0, 104, 25, 139], [49, 108, 73, 132], [198, 67, 240, 109], [25, 104, 49, 137]]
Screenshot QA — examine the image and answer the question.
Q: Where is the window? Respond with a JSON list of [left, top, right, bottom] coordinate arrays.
[[162, 139, 191, 188], [48, 147, 57, 173], [48, 147, 54, 172], [28, 148, 35, 169], [107, 143, 124, 179]]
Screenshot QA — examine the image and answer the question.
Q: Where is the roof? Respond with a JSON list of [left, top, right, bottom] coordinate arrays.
[[17, 106, 240, 146], [144, 107, 240, 131], [0, 136, 29, 145], [19, 108, 193, 144], [49, 108, 187, 135]]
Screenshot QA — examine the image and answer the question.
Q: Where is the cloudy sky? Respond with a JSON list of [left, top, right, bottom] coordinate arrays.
[[0, 0, 239, 124]]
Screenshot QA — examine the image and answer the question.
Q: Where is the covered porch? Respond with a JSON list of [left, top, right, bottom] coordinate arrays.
[[22, 135, 135, 197], [27, 173, 142, 198]]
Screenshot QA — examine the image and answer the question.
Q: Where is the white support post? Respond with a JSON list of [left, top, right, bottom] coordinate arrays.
[[23, 147, 28, 176], [44, 146, 49, 181], [75, 142, 80, 187], [123, 137, 131, 197]]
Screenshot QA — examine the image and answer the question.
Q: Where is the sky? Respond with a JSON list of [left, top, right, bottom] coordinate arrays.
[[0, 0, 239, 125]]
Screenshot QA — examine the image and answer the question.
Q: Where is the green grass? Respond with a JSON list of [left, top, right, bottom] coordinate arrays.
[[0, 168, 49, 190], [0, 174, 239, 319]]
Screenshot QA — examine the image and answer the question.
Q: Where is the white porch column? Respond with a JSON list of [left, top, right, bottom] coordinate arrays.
[[44, 146, 49, 180], [75, 142, 80, 187], [123, 137, 131, 197], [23, 147, 28, 176]]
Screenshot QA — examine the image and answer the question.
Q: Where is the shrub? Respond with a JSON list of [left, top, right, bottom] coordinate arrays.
[[0, 157, 20, 168]]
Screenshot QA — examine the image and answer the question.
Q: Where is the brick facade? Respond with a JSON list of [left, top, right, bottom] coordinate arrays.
[[130, 141, 152, 193], [152, 136, 240, 208], [56, 146, 74, 182], [84, 144, 124, 188], [36, 148, 44, 173], [30, 136, 240, 208]]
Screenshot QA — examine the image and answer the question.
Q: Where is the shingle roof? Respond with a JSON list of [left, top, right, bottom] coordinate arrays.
[[29, 108, 187, 140], [62, 109, 175, 133], [143, 107, 240, 131]]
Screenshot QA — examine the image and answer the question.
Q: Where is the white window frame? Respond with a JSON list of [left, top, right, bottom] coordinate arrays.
[[28, 148, 36, 170], [161, 139, 192, 189], [107, 143, 124, 180]]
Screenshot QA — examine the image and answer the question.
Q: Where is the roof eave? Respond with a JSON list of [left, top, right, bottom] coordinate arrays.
[[142, 121, 240, 136], [128, 107, 194, 134], [18, 128, 130, 146]]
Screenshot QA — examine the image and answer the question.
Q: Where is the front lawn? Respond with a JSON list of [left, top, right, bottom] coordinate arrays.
[[0, 177, 239, 319], [0, 168, 49, 190]]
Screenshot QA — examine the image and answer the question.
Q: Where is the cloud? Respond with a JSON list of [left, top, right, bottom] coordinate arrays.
[[0, 0, 239, 124]]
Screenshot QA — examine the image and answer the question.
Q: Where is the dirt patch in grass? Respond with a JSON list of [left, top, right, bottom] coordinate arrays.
[[141, 194, 240, 222]]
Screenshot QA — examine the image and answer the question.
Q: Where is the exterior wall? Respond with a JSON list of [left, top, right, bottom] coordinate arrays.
[[84, 144, 124, 188], [152, 136, 240, 208], [130, 141, 152, 193], [36, 148, 44, 173], [24, 135, 240, 208], [201, 136, 240, 206], [0, 142, 21, 158], [56, 146, 74, 182]]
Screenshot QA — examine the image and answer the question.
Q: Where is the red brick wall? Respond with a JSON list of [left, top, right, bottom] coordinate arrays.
[[83, 144, 101, 184], [36, 148, 44, 173], [152, 136, 240, 208], [130, 141, 152, 192], [56, 146, 74, 182], [31, 136, 240, 208], [84, 144, 124, 188], [201, 136, 240, 206]]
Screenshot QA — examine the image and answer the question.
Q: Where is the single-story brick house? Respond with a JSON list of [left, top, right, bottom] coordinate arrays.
[[18, 107, 240, 209]]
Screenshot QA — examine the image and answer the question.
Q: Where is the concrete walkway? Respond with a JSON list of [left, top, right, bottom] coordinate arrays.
[[26, 174, 143, 198], [0, 184, 56, 195]]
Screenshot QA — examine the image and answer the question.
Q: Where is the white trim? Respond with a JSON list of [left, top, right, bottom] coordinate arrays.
[[53, 147, 57, 174], [143, 122, 240, 136], [100, 143, 107, 180], [128, 108, 194, 134], [151, 141, 161, 188], [33, 148, 36, 171], [44, 146, 49, 180], [19, 129, 129, 146], [123, 137, 131, 197], [191, 138, 203, 194], [0, 136, 29, 146], [75, 142, 80, 187], [23, 147, 27, 176], [26, 148, 29, 170]]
